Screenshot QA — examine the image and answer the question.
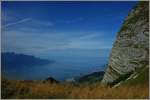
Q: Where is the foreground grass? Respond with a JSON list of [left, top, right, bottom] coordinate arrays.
[[2, 78, 149, 99]]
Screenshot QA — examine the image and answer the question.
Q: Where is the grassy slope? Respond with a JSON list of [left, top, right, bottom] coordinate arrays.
[[77, 71, 104, 84], [1, 78, 149, 99], [122, 67, 149, 86], [108, 66, 149, 87], [2, 66, 148, 99]]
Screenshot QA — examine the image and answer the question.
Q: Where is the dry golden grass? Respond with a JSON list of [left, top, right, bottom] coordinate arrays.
[[2, 79, 149, 99]]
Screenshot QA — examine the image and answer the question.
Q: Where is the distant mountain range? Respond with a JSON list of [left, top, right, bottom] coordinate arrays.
[[1, 52, 53, 68]]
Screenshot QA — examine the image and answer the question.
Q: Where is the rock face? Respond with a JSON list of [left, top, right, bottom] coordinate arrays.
[[101, 2, 149, 85]]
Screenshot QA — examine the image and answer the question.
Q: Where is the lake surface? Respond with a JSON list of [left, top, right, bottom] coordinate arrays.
[[3, 49, 111, 81]]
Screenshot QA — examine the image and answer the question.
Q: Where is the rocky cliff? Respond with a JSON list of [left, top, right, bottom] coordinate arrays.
[[101, 2, 149, 85]]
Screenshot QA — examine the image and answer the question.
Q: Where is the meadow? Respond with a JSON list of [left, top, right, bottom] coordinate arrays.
[[2, 78, 149, 99]]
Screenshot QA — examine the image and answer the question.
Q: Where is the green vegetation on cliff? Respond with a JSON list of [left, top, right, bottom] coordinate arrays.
[[123, 67, 149, 86]]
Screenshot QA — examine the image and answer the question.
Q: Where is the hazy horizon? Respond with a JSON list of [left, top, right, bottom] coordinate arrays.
[[1, 1, 137, 80], [2, 1, 137, 57]]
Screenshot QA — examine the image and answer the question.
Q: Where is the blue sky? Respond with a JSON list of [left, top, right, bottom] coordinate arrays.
[[1, 1, 137, 57]]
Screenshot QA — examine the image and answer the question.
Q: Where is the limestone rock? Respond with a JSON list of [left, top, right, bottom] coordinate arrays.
[[101, 2, 149, 85]]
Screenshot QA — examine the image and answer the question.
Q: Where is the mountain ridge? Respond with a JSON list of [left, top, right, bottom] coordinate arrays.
[[1, 52, 53, 68]]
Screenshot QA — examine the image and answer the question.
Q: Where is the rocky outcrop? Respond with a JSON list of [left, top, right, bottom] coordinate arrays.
[[101, 2, 149, 85]]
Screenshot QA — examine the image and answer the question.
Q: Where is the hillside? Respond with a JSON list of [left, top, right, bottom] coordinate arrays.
[[101, 2, 149, 85], [2, 77, 148, 99], [77, 71, 104, 84], [1, 52, 53, 68]]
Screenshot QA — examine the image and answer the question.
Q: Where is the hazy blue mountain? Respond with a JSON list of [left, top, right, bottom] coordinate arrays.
[[1, 52, 53, 68]]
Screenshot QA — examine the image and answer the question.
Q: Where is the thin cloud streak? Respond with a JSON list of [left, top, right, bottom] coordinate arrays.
[[3, 18, 32, 28]]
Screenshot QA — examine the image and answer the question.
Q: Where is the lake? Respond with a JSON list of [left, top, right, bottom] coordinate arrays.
[[3, 49, 111, 81]]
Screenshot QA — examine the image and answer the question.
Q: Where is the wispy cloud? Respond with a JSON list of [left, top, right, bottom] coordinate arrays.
[[2, 28, 112, 56], [33, 20, 55, 27], [64, 32, 113, 49], [3, 18, 32, 28], [2, 30, 70, 54], [77, 33, 103, 40], [57, 17, 83, 24]]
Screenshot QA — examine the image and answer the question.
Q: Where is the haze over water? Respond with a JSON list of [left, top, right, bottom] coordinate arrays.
[[1, 2, 137, 81], [3, 49, 110, 81]]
